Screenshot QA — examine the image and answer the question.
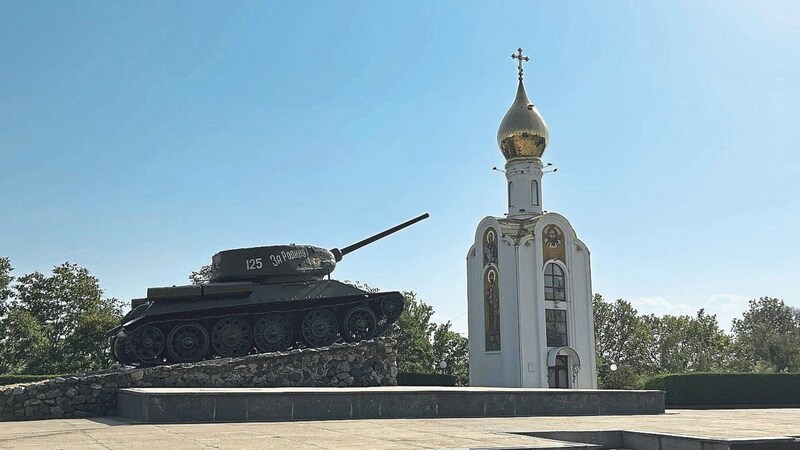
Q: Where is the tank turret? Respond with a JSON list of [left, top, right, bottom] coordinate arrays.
[[110, 213, 429, 366], [209, 213, 429, 284]]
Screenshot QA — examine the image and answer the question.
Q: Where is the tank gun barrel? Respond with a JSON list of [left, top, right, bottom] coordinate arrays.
[[330, 213, 429, 261]]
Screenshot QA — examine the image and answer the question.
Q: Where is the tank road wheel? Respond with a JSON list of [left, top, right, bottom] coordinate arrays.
[[211, 317, 253, 358], [342, 306, 378, 342], [253, 314, 294, 353], [125, 325, 165, 363], [166, 323, 209, 363], [380, 296, 404, 319], [113, 335, 135, 365], [301, 308, 339, 348]]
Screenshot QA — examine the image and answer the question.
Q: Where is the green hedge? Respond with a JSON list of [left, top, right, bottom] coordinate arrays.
[[397, 372, 456, 386], [644, 373, 800, 406], [0, 375, 69, 387]]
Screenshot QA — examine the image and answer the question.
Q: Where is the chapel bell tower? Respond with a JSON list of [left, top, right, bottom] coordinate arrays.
[[466, 49, 597, 389]]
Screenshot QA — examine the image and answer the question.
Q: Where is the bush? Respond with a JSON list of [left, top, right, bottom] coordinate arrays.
[[397, 372, 456, 386], [599, 365, 644, 390], [644, 373, 800, 406], [0, 374, 68, 386]]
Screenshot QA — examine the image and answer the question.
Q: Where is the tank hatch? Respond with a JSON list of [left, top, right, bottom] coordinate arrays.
[[210, 244, 336, 284]]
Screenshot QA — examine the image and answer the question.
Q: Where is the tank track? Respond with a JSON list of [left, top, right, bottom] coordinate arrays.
[[112, 292, 404, 367]]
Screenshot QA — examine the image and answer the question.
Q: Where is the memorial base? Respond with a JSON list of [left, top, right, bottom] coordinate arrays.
[[116, 386, 665, 423]]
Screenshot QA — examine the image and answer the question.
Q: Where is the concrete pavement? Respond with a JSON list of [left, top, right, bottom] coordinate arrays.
[[0, 408, 799, 449]]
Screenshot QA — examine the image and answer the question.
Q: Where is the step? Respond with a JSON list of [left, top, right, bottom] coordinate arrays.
[[116, 386, 665, 423]]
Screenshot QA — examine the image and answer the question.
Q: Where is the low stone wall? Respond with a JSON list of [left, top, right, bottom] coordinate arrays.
[[0, 337, 398, 421]]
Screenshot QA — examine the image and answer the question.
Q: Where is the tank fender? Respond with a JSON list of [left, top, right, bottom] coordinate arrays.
[[147, 285, 202, 300], [120, 314, 146, 329], [108, 302, 151, 336], [106, 313, 143, 335]]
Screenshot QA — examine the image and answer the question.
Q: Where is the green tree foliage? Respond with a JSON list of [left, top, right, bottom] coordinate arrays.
[[384, 291, 469, 385], [731, 297, 800, 372], [431, 324, 469, 385], [0, 260, 123, 375], [189, 264, 213, 285], [0, 257, 12, 305], [0, 257, 14, 352], [643, 309, 731, 374], [386, 291, 435, 373], [594, 293, 800, 388], [593, 294, 651, 388], [0, 308, 47, 374], [594, 295, 733, 388]]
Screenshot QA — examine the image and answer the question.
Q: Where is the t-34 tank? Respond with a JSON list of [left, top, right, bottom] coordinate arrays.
[[110, 213, 429, 366]]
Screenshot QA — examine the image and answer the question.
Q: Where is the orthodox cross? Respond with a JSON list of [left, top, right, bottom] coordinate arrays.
[[511, 48, 529, 82]]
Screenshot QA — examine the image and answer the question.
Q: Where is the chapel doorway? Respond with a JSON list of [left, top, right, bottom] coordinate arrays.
[[548, 355, 569, 388]]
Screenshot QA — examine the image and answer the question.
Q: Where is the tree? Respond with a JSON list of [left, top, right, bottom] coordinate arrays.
[[643, 309, 731, 374], [731, 297, 800, 372], [0, 257, 14, 369], [431, 323, 469, 385], [0, 307, 47, 374], [687, 309, 733, 372], [189, 264, 213, 285], [0, 260, 123, 374], [593, 294, 652, 388], [383, 291, 470, 385], [0, 257, 12, 308], [385, 291, 436, 373]]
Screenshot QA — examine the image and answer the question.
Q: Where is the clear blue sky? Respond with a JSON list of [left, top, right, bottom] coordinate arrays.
[[1, 1, 798, 334]]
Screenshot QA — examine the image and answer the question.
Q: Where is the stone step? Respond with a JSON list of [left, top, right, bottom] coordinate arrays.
[[116, 386, 665, 423]]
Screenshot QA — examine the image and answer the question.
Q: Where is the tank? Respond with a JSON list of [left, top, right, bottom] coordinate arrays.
[[110, 213, 429, 366]]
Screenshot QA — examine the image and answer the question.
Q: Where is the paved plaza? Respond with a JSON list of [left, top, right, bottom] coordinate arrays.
[[0, 408, 798, 449]]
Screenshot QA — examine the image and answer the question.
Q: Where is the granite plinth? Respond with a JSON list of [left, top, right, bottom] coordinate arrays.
[[116, 386, 665, 423]]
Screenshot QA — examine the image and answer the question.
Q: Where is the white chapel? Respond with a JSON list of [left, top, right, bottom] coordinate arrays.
[[467, 49, 597, 389]]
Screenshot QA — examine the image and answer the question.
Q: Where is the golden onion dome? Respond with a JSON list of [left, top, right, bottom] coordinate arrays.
[[497, 80, 549, 160]]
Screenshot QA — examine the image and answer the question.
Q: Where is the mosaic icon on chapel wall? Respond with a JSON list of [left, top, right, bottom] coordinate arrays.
[[542, 224, 566, 265], [483, 266, 501, 351], [483, 228, 498, 266]]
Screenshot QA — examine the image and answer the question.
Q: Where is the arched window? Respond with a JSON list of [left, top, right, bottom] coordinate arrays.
[[531, 180, 539, 206], [544, 262, 566, 301], [508, 181, 513, 207]]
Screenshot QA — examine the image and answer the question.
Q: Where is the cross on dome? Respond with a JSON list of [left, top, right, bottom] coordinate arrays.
[[511, 48, 529, 81], [497, 47, 548, 161]]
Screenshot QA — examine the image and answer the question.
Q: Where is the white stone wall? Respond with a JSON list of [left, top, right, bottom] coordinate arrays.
[[505, 159, 544, 219], [517, 232, 546, 387], [468, 213, 597, 389], [533, 214, 597, 389]]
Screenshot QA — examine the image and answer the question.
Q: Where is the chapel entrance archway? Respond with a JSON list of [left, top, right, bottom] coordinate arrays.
[[547, 346, 581, 389]]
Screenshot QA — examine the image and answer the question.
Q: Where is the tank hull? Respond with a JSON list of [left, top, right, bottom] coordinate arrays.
[[111, 280, 405, 366]]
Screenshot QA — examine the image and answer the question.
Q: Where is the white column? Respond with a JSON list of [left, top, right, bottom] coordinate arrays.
[[505, 158, 543, 219]]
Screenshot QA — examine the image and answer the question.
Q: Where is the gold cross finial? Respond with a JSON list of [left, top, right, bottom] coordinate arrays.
[[511, 48, 529, 82]]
